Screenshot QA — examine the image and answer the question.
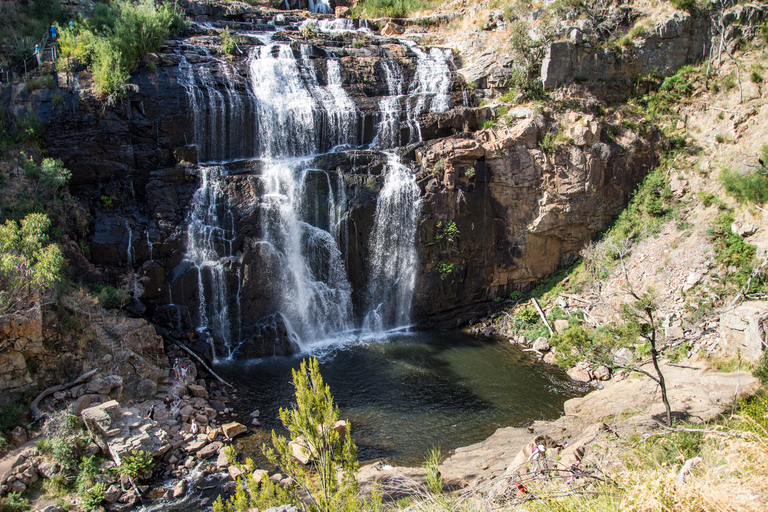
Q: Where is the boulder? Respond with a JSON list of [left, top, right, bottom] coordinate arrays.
[[9, 426, 27, 446], [222, 422, 247, 439], [613, 347, 634, 366], [173, 479, 187, 498], [719, 301, 768, 363], [567, 362, 592, 383], [187, 384, 209, 400], [532, 337, 550, 352], [74, 394, 102, 416], [135, 379, 158, 398], [593, 365, 610, 381], [553, 319, 570, 335], [197, 441, 223, 459], [228, 465, 244, 481], [216, 450, 230, 469], [252, 469, 269, 484], [381, 22, 405, 36], [186, 439, 207, 453], [335, 6, 350, 17], [104, 484, 122, 503], [332, 420, 347, 437], [290, 440, 311, 465]]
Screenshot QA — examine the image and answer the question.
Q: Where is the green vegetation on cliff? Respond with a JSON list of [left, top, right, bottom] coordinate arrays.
[[58, 0, 184, 96]]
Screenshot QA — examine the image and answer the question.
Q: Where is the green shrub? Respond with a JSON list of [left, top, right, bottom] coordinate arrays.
[[539, 133, 555, 154], [0, 403, 25, 432], [92, 284, 130, 309], [36, 437, 53, 456], [220, 28, 236, 55], [720, 163, 768, 205], [465, 167, 475, 179], [708, 212, 762, 290], [0, 213, 64, 318], [58, 0, 184, 95], [669, 0, 696, 14], [436, 262, 456, 280], [0, 492, 28, 512], [117, 449, 155, 480], [351, 0, 437, 18], [52, 436, 80, 470], [214, 358, 370, 512], [424, 446, 443, 496], [80, 482, 107, 509]]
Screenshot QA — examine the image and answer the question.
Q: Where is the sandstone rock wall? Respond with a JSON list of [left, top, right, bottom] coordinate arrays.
[[411, 113, 656, 325], [541, 5, 768, 89]]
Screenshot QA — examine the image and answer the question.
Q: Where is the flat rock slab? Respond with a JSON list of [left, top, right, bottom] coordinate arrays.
[[564, 363, 760, 424], [440, 425, 535, 488]]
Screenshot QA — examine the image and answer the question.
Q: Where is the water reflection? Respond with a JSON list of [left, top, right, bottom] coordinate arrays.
[[216, 331, 587, 466]]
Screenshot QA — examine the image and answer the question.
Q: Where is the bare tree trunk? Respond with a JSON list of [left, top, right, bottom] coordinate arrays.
[[646, 309, 672, 427]]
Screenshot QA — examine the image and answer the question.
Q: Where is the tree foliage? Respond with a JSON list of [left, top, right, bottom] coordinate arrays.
[[0, 213, 63, 316], [214, 358, 377, 512]]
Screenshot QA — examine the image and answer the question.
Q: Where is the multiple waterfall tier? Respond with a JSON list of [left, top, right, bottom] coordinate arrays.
[[177, 23, 457, 357]]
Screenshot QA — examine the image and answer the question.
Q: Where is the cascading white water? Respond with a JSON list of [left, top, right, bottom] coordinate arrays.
[[185, 166, 238, 352], [376, 60, 405, 149], [403, 41, 454, 143], [363, 156, 422, 333], [179, 56, 257, 163], [181, 32, 455, 353], [308, 0, 333, 14], [258, 161, 353, 346], [300, 18, 373, 35]]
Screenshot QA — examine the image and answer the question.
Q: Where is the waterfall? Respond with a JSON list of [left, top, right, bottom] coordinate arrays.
[[300, 18, 373, 35], [258, 161, 353, 346], [363, 156, 422, 333], [185, 166, 239, 353], [376, 60, 405, 149], [403, 42, 454, 143], [178, 31, 455, 354], [308, 0, 333, 14], [179, 56, 257, 163]]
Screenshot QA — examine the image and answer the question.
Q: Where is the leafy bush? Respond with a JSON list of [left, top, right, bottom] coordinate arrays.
[[436, 262, 456, 280], [539, 133, 555, 154], [669, 0, 696, 14], [220, 28, 236, 55], [52, 436, 80, 470], [80, 482, 107, 510], [351, 0, 436, 18], [507, 22, 552, 101], [92, 283, 131, 309], [58, 0, 184, 95], [0, 213, 64, 317], [720, 149, 768, 204], [707, 212, 762, 290], [0, 403, 24, 432], [0, 492, 28, 512], [117, 449, 155, 480]]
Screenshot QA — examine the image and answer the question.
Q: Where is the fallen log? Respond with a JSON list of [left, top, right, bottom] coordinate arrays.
[[30, 368, 100, 420]]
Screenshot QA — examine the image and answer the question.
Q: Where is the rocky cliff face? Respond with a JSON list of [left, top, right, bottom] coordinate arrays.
[[3, 4, 664, 357]]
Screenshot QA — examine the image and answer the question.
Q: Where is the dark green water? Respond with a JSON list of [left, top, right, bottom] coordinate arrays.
[[216, 331, 587, 466]]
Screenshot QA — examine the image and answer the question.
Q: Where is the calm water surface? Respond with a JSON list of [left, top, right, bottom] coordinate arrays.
[[216, 331, 587, 466]]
